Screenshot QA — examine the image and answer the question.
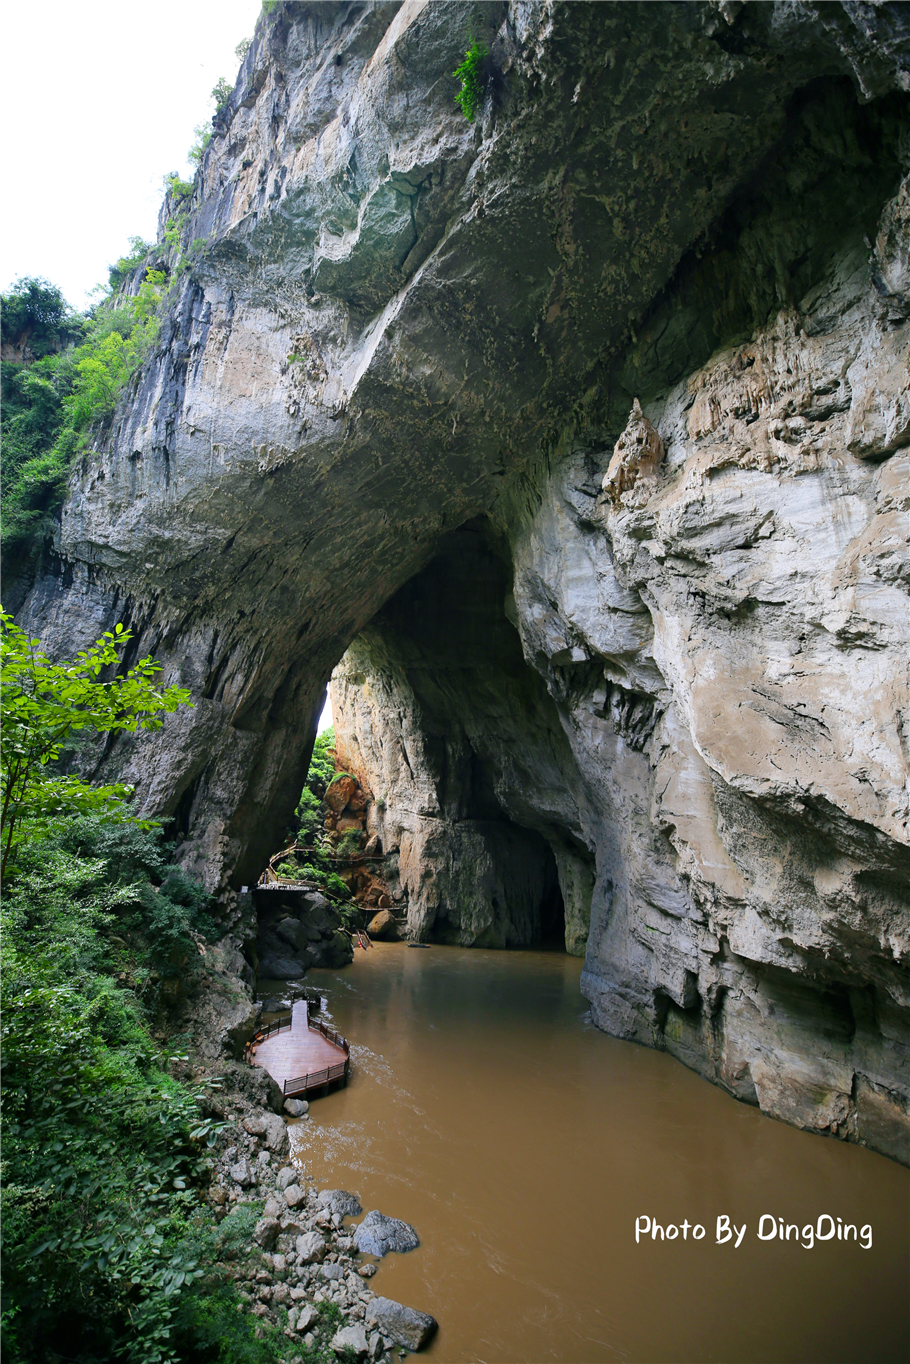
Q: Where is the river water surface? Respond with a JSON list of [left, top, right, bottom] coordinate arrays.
[[283, 943, 908, 1363]]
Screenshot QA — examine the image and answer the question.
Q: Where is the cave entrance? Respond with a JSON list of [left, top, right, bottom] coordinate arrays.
[[327, 516, 595, 957], [537, 838, 567, 950]]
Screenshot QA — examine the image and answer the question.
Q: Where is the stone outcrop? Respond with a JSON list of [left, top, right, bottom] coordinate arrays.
[[602, 400, 664, 507], [8, 2, 910, 1159], [254, 889, 354, 976]]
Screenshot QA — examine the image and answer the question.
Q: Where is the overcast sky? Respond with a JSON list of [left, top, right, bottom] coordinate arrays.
[[1, 0, 262, 310]]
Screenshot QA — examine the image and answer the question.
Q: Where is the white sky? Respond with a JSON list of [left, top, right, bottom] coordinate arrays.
[[1, 0, 262, 310], [317, 693, 333, 733]]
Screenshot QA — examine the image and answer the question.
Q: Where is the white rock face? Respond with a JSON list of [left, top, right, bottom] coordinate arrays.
[[332, 180, 910, 1161]]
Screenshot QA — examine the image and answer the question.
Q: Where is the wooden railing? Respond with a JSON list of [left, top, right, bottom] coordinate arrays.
[[284, 1059, 348, 1096], [283, 1020, 350, 1097], [246, 1005, 350, 1096], [311, 1017, 349, 1051], [244, 1013, 292, 1061]]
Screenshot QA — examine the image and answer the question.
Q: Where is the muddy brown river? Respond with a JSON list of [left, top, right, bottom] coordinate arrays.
[[280, 943, 908, 1363]]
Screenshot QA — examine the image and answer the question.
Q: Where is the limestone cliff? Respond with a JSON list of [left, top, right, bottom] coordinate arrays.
[[10, 1, 909, 1160]]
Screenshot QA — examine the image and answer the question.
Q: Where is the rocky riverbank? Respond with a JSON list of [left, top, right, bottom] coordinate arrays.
[[202, 1087, 437, 1361]]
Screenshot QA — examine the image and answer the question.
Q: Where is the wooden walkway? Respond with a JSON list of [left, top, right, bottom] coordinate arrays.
[[247, 1000, 350, 1098]]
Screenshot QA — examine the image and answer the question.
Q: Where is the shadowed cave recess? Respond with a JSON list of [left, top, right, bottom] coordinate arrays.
[[8, 0, 910, 1162], [330, 520, 587, 954]]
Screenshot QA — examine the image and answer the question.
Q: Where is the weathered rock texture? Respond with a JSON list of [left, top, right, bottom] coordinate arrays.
[[10, 2, 910, 1159]]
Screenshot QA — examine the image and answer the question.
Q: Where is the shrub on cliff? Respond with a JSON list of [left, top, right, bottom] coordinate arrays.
[[1, 823, 251, 1362], [0, 270, 166, 569], [452, 41, 487, 122]]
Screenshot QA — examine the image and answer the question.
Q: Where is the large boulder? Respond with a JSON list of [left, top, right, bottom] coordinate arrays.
[[354, 1211, 419, 1256], [317, 1189, 362, 1219], [366, 1298, 438, 1351], [253, 1217, 280, 1250], [325, 774, 357, 812], [366, 909, 398, 941], [257, 950, 306, 979], [242, 1111, 289, 1155], [331, 1324, 370, 1359], [295, 1230, 327, 1264]]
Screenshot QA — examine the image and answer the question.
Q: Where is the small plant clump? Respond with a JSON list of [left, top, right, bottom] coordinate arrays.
[[452, 41, 487, 122], [164, 172, 195, 204], [211, 76, 233, 113]]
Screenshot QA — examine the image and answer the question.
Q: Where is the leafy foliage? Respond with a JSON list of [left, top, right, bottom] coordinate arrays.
[[303, 727, 336, 798], [2, 822, 240, 1363], [0, 618, 246, 1362], [164, 172, 195, 203], [189, 121, 213, 166], [0, 612, 191, 879], [452, 41, 487, 122], [1, 271, 167, 565], [108, 235, 154, 291], [336, 829, 363, 860], [211, 77, 233, 113], [0, 277, 80, 358]]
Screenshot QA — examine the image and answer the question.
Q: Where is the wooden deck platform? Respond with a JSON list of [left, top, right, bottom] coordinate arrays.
[[248, 1000, 350, 1098]]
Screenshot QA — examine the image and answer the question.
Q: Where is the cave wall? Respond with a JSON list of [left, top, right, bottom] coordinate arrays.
[[331, 180, 910, 1158], [330, 522, 594, 952], [8, 1, 910, 1158]]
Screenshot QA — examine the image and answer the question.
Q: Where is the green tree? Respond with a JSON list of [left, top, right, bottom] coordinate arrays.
[[211, 76, 233, 112], [1, 270, 166, 565], [0, 611, 191, 879], [0, 277, 78, 358]]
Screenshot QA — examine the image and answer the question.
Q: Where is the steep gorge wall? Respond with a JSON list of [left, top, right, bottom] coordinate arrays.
[[10, 1, 910, 1158], [332, 213, 910, 1157]]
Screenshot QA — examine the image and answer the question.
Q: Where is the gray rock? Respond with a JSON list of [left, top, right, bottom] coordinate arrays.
[[367, 1298, 438, 1352], [284, 1184, 306, 1208], [262, 1195, 284, 1220], [242, 1112, 289, 1156], [262, 996, 291, 1012], [294, 1302, 320, 1332], [228, 1157, 253, 1187], [258, 952, 307, 980], [253, 1218, 280, 1251], [354, 1211, 419, 1257], [295, 1231, 327, 1264], [332, 1324, 370, 1360], [283, 1098, 309, 1117], [318, 1189, 362, 1219], [276, 1166, 298, 1190], [322, 1262, 345, 1280]]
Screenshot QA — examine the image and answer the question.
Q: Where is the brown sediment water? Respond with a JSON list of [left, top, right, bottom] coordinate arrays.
[[283, 943, 909, 1364]]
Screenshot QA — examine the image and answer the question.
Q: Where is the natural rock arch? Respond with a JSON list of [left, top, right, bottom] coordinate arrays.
[[11, 1, 910, 1159]]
